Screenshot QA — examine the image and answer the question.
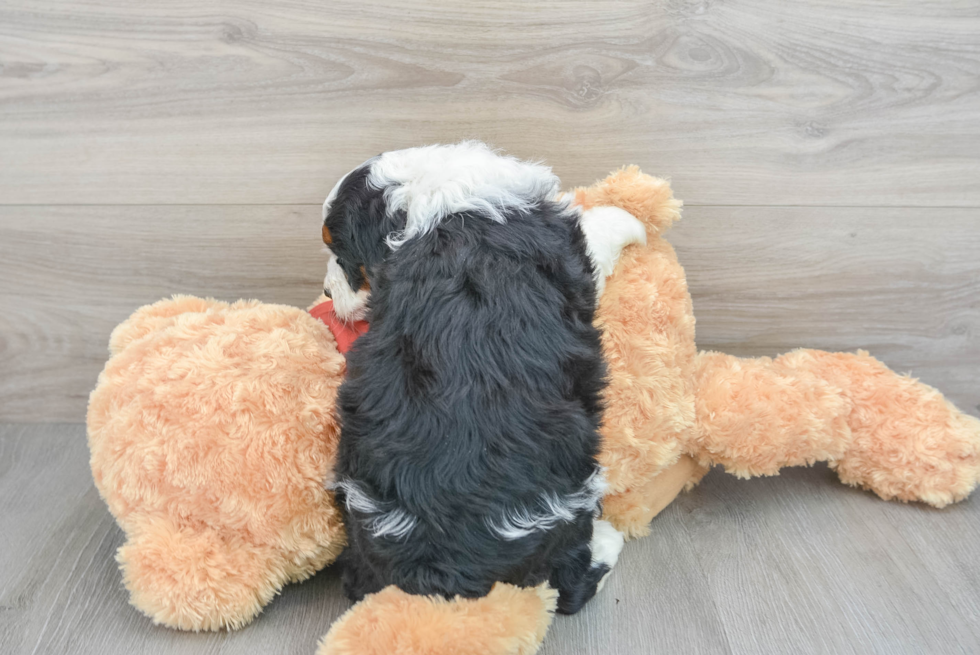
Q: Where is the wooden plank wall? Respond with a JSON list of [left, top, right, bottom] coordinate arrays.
[[1, 0, 978, 421]]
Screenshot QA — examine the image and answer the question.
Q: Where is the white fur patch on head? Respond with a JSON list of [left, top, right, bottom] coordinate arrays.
[[324, 251, 370, 322], [487, 469, 608, 541], [367, 141, 561, 248], [576, 205, 647, 300]]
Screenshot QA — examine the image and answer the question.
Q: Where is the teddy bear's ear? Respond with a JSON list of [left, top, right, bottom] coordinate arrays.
[[107, 295, 228, 356], [318, 583, 557, 655], [570, 166, 682, 239]]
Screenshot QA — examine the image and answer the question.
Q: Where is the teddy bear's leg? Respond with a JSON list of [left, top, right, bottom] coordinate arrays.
[[693, 349, 980, 507], [317, 583, 558, 655], [601, 455, 705, 538], [692, 351, 854, 477], [776, 349, 980, 507], [116, 516, 292, 631]]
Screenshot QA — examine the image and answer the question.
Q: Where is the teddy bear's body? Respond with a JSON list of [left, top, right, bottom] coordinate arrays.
[[88, 169, 980, 653], [577, 168, 980, 541]]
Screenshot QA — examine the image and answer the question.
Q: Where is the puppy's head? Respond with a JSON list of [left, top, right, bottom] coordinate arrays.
[[321, 159, 395, 322], [321, 142, 560, 321]]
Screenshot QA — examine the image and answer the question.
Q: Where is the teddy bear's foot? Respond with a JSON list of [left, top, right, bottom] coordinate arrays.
[[116, 516, 309, 631], [317, 583, 557, 655], [778, 349, 980, 507], [602, 455, 706, 538]]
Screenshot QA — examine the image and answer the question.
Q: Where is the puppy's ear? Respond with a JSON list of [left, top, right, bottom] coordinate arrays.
[[332, 172, 405, 288], [358, 202, 405, 287]]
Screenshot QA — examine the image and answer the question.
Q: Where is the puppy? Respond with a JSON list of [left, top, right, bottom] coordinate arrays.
[[321, 142, 642, 613]]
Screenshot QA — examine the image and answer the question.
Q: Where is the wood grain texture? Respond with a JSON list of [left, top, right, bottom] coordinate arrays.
[[0, 205, 329, 421], [0, 423, 353, 655], [2, 423, 979, 654], [2, 205, 977, 422], [1, 0, 979, 205], [670, 208, 980, 419]]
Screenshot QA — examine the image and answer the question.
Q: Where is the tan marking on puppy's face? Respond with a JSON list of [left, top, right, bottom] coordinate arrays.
[[359, 266, 370, 291], [322, 224, 333, 245]]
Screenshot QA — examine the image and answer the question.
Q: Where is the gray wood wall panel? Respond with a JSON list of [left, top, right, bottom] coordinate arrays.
[[1, 0, 978, 206], [3, 0, 978, 421], [673, 209, 980, 419], [2, 206, 976, 422]]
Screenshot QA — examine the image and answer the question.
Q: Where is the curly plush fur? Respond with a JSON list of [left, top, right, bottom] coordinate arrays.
[[319, 583, 557, 655]]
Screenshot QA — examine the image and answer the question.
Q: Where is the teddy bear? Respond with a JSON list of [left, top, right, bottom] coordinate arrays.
[[87, 168, 980, 653]]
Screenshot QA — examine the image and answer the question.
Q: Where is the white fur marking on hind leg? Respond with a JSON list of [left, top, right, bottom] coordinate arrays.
[[590, 519, 625, 592], [329, 478, 418, 540], [487, 469, 607, 540]]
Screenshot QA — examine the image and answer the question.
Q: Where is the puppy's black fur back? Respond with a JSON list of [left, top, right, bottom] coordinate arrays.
[[335, 199, 608, 612]]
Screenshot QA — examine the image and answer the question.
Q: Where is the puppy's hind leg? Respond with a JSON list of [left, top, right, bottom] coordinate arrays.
[[590, 518, 625, 593], [338, 547, 384, 603], [550, 518, 625, 614]]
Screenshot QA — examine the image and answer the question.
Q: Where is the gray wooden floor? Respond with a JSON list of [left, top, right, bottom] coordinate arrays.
[[1, 423, 979, 655], [2, 0, 979, 653]]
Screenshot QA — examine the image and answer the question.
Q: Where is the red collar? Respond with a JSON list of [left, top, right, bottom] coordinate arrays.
[[309, 300, 369, 354]]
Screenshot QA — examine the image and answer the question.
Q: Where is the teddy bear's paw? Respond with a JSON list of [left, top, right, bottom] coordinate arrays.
[[778, 349, 980, 507], [117, 516, 289, 631], [837, 387, 980, 508], [317, 583, 557, 655]]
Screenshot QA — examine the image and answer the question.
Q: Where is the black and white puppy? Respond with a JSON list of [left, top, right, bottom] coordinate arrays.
[[321, 142, 643, 614]]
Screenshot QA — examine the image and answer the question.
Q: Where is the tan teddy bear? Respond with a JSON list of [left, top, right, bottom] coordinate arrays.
[[88, 168, 980, 654]]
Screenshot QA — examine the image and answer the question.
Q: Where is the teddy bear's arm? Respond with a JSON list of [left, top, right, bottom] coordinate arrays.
[[317, 583, 557, 655]]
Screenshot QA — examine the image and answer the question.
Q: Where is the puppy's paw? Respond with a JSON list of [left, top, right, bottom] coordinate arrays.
[[590, 519, 625, 592]]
